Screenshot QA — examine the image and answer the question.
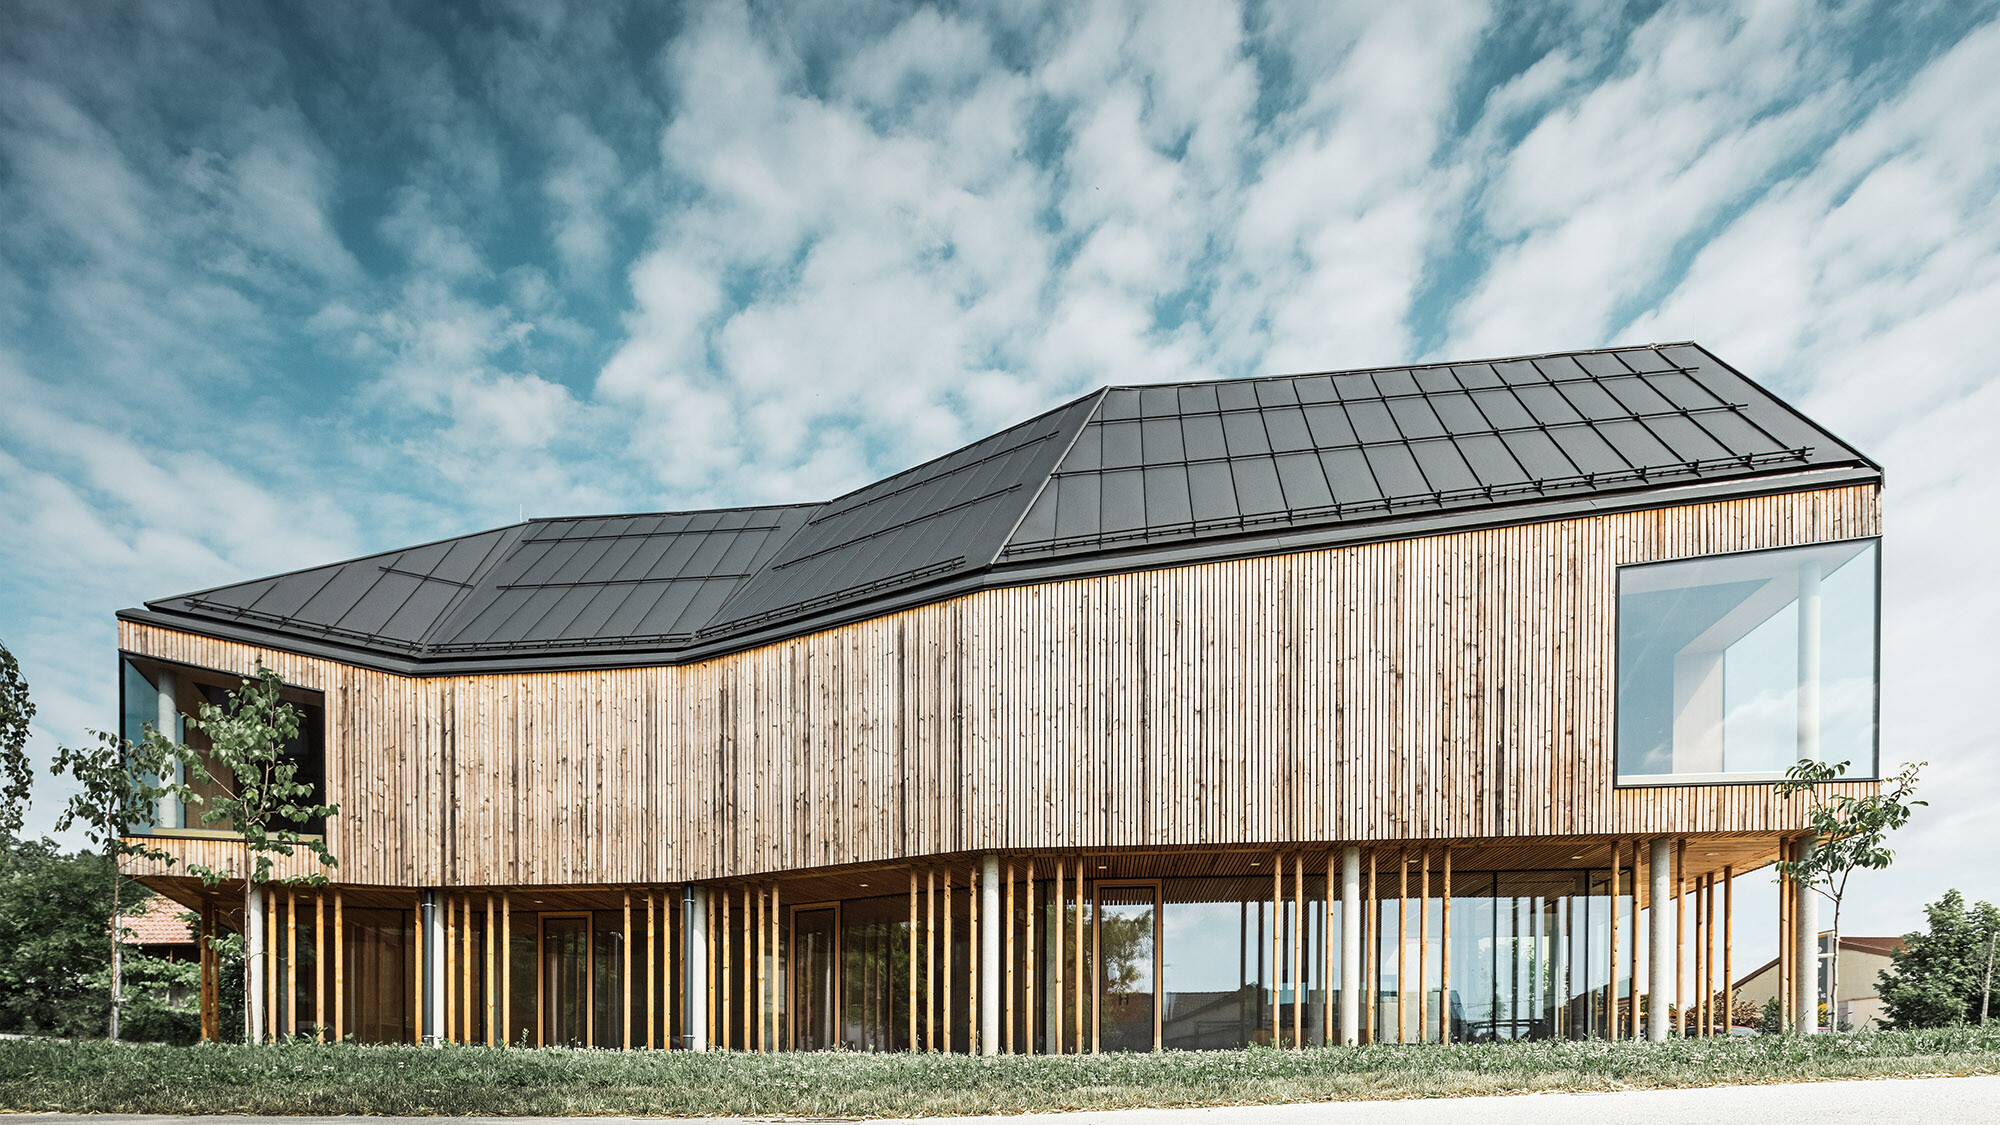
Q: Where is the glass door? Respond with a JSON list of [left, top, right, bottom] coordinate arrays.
[[791, 906, 839, 1050], [1095, 884, 1159, 1051], [540, 914, 592, 1047]]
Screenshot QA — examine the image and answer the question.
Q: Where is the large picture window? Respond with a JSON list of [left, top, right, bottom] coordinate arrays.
[[1616, 538, 1878, 785]]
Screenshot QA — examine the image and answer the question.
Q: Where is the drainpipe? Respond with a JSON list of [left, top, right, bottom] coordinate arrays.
[[684, 886, 708, 1050], [1648, 837, 1673, 1041], [981, 854, 1000, 1056], [1340, 846, 1361, 1045]]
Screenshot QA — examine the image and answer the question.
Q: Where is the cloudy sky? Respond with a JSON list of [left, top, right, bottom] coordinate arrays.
[[4, 0, 1997, 955]]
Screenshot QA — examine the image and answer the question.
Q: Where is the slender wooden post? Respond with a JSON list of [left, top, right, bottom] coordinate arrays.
[[499, 893, 509, 1047], [647, 891, 658, 1050], [1706, 874, 1719, 1035], [313, 892, 325, 1041], [909, 867, 919, 1052], [484, 894, 495, 1047], [412, 901, 423, 1046], [1441, 848, 1452, 1044], [968, 866, 979, 1056], [1632, 842, 1646, 1040], [944, 868, 954, 1054], [1026, 859, 1036, 1055], [1723, 866, 1735, 1035], [1419, 851, 1430, 1042], [1291, 853, 1303, 1047], [285, 890, 298, 1039], [1074, 860, 1085, 1055], [927, 867, 937, 1051], [1609, 841, 1621, 1039], [462, 895, 473, 1045], [1323, 851, 1336, 1046], [756, 885, 767, 1053], [1004, 861, 1015, 1054], [1051, 860, 1062, 1056], [1270, 854, 1280, 1046], [1779, 855, 1791, 1031], [1365, 850, 1376, 1044], [1397, 853, 1408, 1044], [721, 887, 732, 1051], [1675, 840, 1686, 1035]]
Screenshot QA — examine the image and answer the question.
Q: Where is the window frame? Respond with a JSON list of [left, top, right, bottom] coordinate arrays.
[[1610, 535, 1883, 790]]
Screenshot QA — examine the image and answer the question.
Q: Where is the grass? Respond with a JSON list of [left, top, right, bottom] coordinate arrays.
[[3, 1028, 1999, 1118]]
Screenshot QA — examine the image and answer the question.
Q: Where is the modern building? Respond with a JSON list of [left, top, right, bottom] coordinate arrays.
[[1736, 933, 1905, 1031], [116, 343, 1881, 1050]]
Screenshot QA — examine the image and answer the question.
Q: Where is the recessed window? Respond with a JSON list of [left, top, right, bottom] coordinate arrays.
[[1615, 539, 1878, 785]]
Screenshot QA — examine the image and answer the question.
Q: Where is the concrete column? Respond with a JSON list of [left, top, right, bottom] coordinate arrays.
[[246, 882, 266, 1042], [156, 670, 182, 829], [1793, 838, 1820, 1034], [684, 886, 708, 1050], [980, 854, 1000, 1056], [1648, 838, 1673, 1041], [422, 890, 445, 1045], [1340, 846, 1361, 1045]]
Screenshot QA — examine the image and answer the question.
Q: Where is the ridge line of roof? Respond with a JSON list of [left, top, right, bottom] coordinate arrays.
[[148, 521, 530, 610], [985, 388, 1110, 571], [1094, 340, 1702, 393]]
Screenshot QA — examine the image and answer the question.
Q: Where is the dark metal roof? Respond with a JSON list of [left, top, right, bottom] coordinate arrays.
[[126, 343, 1879, 673]]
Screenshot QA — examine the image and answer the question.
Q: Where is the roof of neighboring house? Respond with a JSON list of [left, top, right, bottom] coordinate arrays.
[[121, 342, 1879, 674], [1737, 934, 1908, 988], [119, 897, 196, 947]]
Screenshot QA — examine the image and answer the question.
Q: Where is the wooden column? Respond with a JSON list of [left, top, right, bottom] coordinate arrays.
[[1397, 855, 1419, 1042], [286, 890, 298, 1039], [1323, 852, 1336, 1046], [944, 868, 954, 1055], [1050, 861, 1061, 1056], [1290, 853, 1303, 1047], [755, 885, 767, 1053], [1706, 874, 1719, 1035], [1365, 850, 1376, 1044], [1004, 862, 1015, 1054], [1779, 858, 1791, 1031], [968, 866, 979, 1056], [1419, 852, 1432, 1042], [1026, 859, 1036, 1055], [647, 891, 658, 1050], [909, 867, 919, 1052], [1723, 866, 1735, 1034], [1441, 848, 1452, 1045], [927, 867, 937, 1052], [1632, 842, 1645, 1040], [485, 894, 496, 1047], [1270, 854, 1280, 1046], [720, 888, 732, 1051], [1609, 841, 1621, 1039], [768, 882, 779, 1052], [462, 895, 473, 1045], [499, 893, 509, 1048], [1074, 860, 1085, 1055], [1675, 840, 1686, 1035], [314, 892, 326, 1041], [413, 902, 424, 1046]]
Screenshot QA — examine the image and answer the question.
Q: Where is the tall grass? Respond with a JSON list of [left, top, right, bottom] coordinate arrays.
[[4, 1028, 1998, 1117]]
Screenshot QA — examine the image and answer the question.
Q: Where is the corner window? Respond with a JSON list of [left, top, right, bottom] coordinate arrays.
[[1615, 539, 1878, 786]]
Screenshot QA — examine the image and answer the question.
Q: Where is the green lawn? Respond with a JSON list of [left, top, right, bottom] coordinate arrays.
[[4, 1029, 1999, 1118]]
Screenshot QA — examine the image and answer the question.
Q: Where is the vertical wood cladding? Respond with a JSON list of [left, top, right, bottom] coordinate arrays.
[[120, 484, 1881, 887]]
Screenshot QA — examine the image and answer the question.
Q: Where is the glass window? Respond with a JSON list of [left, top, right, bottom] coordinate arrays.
[[1616, 539, 1878, 785]]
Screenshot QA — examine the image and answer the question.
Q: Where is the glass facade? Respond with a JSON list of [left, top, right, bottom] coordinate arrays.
[[1616, 539, 1878, 785]]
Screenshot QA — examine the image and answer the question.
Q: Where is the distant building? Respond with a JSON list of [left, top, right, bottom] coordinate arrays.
[[1736, 933, 1904, 1030], [118, 896, 198, 962]]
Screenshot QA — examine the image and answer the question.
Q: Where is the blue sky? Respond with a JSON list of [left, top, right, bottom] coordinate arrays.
[[4, 0, 1999, 950]]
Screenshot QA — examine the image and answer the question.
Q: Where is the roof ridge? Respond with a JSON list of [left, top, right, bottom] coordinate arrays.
[[1097, 341, 1703, 393], [987, 387, 1111, 568]]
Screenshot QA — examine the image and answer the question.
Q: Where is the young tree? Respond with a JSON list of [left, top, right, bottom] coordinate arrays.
[[0, 638, 34, 850], [1877, 889, 2000, 1028], [1775, 757, 1924, 1032], [179, 666, 338, 1043], [50, 728, 184, 1041]]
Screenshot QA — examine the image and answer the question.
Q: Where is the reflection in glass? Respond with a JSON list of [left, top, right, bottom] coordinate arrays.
[[1096, 885, 1156, 1052], [1617, 539, 1878, 783]]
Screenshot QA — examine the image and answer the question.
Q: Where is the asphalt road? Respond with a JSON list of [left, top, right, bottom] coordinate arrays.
[[9, 1075, 2000, 1124]]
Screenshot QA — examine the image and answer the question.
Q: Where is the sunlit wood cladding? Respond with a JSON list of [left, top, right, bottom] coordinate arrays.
[[119, 484, 1879, 888]]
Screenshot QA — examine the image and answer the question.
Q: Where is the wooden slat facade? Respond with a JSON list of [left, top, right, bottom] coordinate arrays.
[[121, 484, 1880, 889]]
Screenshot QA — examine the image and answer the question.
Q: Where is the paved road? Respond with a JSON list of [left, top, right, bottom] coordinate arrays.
[[10, 1075, 2000, 1124]]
